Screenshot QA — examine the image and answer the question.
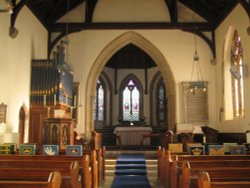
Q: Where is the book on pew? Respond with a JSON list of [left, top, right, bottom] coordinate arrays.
[[66, 145, 83, 156], [230, 145, 246, 155], [208, 145, 224, 155], [168, 143, 183, 153], [203, 143, 218, 154], [19, 144, 37, 155], [187, 144, 205, 155], [42, 145, 59, 156], [223, 143, 237, 154], [244, 143, 250, 152], [0, 144, 15, 154], [3, 143, 17, 152]]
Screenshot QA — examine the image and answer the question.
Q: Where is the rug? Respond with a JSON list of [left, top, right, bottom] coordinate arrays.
[[111, 154, 152, 188]]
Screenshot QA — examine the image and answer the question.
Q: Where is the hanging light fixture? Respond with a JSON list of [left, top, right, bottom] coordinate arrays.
[[188, 1, 207, 94], [0, 0, 14, 14], [189, 38, 207, 93], [57, 0, 73, 74]]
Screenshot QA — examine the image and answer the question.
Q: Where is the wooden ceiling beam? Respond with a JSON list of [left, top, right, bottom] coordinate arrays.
[[49, 22, 214, 32], [178, 0, 213, 22], [85, 0, 98, 23], [26, 1, 49, 29], [50, 0, 84, 23], [165, 0, 178, 23], [214, 0, 238, 29]]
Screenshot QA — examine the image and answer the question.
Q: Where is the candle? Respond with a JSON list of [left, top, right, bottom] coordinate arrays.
[[43, 95, 46, 106], [203, 135, 206, 143], [54, 94, 56, 105], [74, 96, 77, 107]]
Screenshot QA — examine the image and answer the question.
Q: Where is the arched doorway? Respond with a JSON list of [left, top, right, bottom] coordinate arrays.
[[85, 31, 176, 135]]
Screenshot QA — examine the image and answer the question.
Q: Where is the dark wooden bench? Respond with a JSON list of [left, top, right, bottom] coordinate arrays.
[[157, 149, 187, 188], [0, 170, 61, 188], [0, 161, 80, 188], [0, 152, 94, 188], [198, 170, 250, 188], [170, 154, 250, 188], [182, 161, 250, 188]]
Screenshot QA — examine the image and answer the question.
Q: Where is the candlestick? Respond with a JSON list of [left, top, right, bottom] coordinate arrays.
[[203, 135, 206, 143], [54, 94, 56, 106], [43, 95, 46, 106], [74, 95, 77, 107]]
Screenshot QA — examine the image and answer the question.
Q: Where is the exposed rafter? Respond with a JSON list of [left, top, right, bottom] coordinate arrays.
[[26, 1, 49, 29], [10, 0, 29, 27], [21, 0, 249, 60], [85, 0, 97, 23], [165, 0, 178, 22]]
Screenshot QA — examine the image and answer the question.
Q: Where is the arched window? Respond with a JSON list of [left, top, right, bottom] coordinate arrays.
[[94, 79, 105, 123], [156, 78, 167, 126], [150, 72, 168, 127], [231, 30, 244, 118], [119, 75, 143, 124]]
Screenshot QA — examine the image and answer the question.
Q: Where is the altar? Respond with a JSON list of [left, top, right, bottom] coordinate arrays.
[[114, 127, 152, 146]]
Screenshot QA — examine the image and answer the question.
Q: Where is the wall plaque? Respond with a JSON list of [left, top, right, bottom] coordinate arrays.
[[0, 103, 7, 123], [182, 82, 208, 123]]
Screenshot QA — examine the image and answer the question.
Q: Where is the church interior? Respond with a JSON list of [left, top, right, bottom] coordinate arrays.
[[1, 0, 250, 188]]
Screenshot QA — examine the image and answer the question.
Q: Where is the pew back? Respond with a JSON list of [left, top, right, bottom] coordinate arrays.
[[0, 170, 61, 188], [198, 171, 250, 188], [182, 161, 250, 188], [171, 154, 250, 188]]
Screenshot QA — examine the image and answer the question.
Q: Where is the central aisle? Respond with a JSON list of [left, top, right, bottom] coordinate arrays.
[[111, 154, 152, 188]]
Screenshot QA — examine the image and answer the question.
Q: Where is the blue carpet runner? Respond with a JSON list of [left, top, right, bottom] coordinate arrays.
[[111, 154, 152, 188]]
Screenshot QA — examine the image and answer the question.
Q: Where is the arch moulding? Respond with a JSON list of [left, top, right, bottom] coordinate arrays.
[[84, 31, 177, 135]]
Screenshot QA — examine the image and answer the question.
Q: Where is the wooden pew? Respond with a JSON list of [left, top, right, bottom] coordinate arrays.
[[91, 131, 105, 187], [157, 147, 169, 188], [171, 154, 250, 188], [0, 170, 61, 188], [158, 149, 187, 188], [0, 154, 93, 188], [182, 161, 250, 188], [0, 161, 79, 188], [198, 170, 250, 188]]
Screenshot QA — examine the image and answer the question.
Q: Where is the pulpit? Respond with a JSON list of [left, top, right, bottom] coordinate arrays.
[[42, 118, 75, 150], [114, 127, 152, 146]]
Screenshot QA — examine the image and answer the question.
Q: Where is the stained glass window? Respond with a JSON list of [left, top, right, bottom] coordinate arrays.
[[156, 78, 167, 126], [231, 30, 244, 118], [94, 80, 104, 121], [122, 79, 140, 121]]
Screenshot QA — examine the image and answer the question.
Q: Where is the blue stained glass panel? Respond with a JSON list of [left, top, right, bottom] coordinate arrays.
[[97, 85, 104, 121], [123, 87, 131, 121]]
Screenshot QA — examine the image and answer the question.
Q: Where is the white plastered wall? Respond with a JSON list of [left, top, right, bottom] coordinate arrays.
[[0, 6, 47, 143]]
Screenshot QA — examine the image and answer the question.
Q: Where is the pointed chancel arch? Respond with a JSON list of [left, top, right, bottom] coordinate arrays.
[[85, 31, 176, 134]]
